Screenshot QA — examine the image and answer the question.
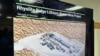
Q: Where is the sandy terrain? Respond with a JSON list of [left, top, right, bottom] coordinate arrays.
[[14, 17, 86, 56]]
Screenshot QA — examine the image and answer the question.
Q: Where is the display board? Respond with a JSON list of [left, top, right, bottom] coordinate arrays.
[[14, 0, 94, 56]]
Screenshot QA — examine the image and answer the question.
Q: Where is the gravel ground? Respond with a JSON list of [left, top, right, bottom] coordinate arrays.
[[14, 17, 86, 56]]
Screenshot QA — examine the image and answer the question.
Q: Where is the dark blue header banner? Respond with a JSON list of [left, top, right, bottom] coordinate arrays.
[[14, 0, 88, 20]]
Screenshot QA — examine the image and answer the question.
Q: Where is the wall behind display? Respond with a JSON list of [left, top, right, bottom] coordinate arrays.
[[95, 29, 100, 56]]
